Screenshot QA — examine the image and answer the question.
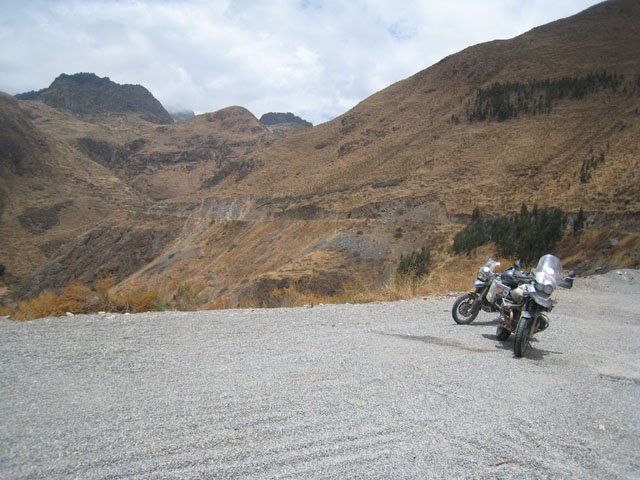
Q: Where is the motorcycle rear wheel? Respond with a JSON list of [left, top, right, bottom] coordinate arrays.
[[496, 326, 511, 341], [451, 292, 480, 325], [514, 317, 532, 357]]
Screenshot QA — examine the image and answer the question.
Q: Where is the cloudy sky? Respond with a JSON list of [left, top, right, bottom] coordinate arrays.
[[1, 0, 599, 124]]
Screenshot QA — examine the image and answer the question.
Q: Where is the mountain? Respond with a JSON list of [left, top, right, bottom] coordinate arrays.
[[0, 92, 145, 283], [15, 73, 174, 124], [169, 110, 196, 122], [1, 97, 285, 296], [3, 0, 640, 309], [204, 0, 640, 223], [259, 112, 313, 138], [259, 112, 313, 127], [107, 106, 287, 202]]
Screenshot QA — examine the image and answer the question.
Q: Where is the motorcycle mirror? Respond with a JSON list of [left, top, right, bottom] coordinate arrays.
[[568, 270, 576, 278], [514, 260, 522, 269]]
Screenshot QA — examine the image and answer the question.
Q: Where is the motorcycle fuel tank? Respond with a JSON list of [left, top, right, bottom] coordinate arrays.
[[510, 285, 525, 303]]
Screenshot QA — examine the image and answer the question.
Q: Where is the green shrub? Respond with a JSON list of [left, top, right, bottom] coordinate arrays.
[[580, 150, 605, 183], [467, 71, 622, 122], [451, 207, 492, 254], [452, 204, 565, 264], [173, 282, 204, 311], [397, 247, 431, 278], [114, 290, 168, 313]]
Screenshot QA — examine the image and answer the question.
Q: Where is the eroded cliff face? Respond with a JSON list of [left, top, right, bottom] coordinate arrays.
[[19, 211, 184, 298]]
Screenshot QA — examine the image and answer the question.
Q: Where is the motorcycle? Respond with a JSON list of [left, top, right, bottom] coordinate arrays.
[[495, 254, 575, 357], [451, 257, 529, 325]]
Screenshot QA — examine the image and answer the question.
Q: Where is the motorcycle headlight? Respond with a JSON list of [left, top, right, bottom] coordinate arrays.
[[478, 267, 489, 279], [535, 282, 553, 296]]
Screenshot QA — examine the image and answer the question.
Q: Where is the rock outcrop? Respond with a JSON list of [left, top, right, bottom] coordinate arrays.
[[259, 112, 312, 127], [16, 73, 173, 124]]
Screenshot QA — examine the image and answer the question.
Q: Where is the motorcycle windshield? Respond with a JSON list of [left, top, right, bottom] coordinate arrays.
[[485, 257, 501, 273], [532, 254, 562, 287]]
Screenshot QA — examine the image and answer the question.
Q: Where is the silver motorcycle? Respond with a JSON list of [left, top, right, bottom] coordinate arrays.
[[494, 254, 575, 357], [451, 257, 529, 325]]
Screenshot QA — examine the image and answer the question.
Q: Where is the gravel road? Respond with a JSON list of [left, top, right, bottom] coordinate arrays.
[[1, 270, 639, 479]]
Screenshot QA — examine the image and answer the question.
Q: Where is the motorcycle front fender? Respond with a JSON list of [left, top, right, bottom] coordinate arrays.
[[472, 280, 488, 288]]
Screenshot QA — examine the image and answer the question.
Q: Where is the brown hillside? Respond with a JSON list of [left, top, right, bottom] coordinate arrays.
[[0, 93, 144, 283], [5, 0, 640, 309], [3, 100, 305, 297], [18, 101, 288, 202], [197, 0, 640, 223], [116, 0, 638, 306], [117, 106, 281, 201]]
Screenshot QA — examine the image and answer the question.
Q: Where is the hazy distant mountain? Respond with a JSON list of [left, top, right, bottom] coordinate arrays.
[[259, 112, 312, 127], [169, 110, 196, 122], [15, 73, 174, 124]]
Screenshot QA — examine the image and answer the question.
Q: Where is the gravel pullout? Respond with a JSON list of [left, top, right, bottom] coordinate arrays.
[[1, 271, 639, 479]]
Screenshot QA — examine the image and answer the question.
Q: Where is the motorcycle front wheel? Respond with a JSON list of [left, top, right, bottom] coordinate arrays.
[[451, 292, 480, 325], [514, 317, 532, 357]]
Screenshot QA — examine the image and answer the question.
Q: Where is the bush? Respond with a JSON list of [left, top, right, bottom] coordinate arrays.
[[112, 290, 168, 313], [451, 207, 492, 254], [397, 247, 431, 279], [580, 150, 605, 183], [452, 204, 565, 264], [467, 71, 622, 122], [14, 282, 98, 320], [173, 282, 204, 311], [15, 292, 61, 320], [13, 277, 169, 319], [56, 282, 99, 313], [95, 275, 117, 310]]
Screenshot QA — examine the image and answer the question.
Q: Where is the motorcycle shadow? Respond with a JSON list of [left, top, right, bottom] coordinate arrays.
[[481, 333, 563, 360], [466, 318, 500, 326]]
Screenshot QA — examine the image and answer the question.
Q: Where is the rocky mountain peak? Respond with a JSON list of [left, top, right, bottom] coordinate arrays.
[[15, 72, 173, 125], [259, 112, 312, 127]]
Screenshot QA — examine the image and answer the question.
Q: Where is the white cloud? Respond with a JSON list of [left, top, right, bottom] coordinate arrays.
[[0, 0, 599, 124]]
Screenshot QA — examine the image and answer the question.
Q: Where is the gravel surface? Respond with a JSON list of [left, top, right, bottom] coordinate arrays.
[[1, 270, 639, 479]]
